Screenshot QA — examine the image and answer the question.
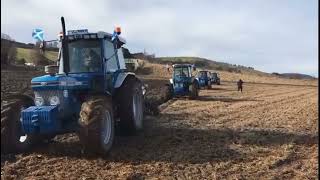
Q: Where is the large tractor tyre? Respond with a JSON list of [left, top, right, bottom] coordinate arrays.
[[117, 77, 144, 135], [1, 97, 41, 154], [165, 84, 174, 100], [190, 82, 199, 99], [207, 81, 212, 89], [78, 96, 115, 154]]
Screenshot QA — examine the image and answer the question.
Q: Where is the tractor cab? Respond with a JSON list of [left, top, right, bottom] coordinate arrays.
[[210, 72, 221, 85], [197, 70, 212, 89], [167, 64, 199, 98], [30, 29, 128, 123], [57, 29, 126, 75]]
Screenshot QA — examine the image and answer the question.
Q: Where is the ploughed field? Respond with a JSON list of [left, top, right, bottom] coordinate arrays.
[[1, 70, 318, 179]]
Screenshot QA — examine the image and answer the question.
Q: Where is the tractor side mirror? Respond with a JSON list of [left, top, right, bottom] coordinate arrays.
[[45, 65, 58, 76]]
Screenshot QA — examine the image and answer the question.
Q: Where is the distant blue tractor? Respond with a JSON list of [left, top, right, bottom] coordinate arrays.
[[197, 70, 212, 89], [1, 17, 144, 155], [167, 64, 199, 99], [210, 72, 221, 85]]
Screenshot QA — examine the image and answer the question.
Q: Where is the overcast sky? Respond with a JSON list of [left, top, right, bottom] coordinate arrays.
[[1, 0, 318, 76]]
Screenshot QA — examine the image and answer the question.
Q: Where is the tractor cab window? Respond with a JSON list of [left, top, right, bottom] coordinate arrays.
[[174, 67, 190, 78], [199, 71, 208, 78], [68, 39, 102, 73], [104, 40, 119, 72], [212, 73, 218, 78]]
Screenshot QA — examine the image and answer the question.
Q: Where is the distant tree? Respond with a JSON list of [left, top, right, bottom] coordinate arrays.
[[1, 34, 17, 65]]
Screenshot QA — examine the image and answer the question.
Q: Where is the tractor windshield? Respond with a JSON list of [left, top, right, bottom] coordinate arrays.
[[68, 39, 102, 73], [199, 71, 208, 78], [174, 67, 190, 78]]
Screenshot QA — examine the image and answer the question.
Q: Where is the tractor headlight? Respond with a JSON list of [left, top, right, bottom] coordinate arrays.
[[35, 97, 44, 106], [49, 96, 60, 106]]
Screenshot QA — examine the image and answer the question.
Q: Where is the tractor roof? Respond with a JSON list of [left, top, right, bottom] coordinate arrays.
[[172, 64, 193, 68], [66, 29, 126, 44]]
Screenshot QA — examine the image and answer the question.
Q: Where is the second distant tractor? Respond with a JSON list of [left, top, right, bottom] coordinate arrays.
[[197, 70, 212, 89], [210, 72, 220, 85], [167, 64, 199, 99]]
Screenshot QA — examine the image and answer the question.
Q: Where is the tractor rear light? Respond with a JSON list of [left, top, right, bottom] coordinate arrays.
[[115, 27, 121, 35]]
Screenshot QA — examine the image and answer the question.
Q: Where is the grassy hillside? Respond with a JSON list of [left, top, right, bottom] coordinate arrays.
[[16, 48, 58, 63], [152, 56, 262, 74], [136, 59, 318, 86]]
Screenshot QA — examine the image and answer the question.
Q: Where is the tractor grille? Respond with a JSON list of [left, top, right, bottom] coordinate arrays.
[[21, 106, 59, 134]]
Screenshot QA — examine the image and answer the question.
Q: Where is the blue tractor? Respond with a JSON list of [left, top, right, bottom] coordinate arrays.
[[167, 64, 199, 99], [210, 72, 221, 85], [197, 70, 212, 89], [1, 17, 144, 155]]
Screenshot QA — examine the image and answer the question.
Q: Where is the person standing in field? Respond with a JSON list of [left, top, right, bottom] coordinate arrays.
[[40, 40, 46, 54], [237, 79, 244, 92]]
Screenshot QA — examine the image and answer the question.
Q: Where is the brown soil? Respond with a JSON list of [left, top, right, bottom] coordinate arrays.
[[1, 64, 318, 179]]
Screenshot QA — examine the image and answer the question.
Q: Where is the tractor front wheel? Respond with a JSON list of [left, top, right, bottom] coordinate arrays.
[[1, 97, 41, 154], [78, 96, 115, 154]]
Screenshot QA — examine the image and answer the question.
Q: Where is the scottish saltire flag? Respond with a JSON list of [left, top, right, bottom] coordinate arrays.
[[32, 29, 44, 41]]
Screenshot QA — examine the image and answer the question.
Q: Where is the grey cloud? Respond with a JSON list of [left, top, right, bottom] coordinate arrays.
[[1, 0, 318, 76]]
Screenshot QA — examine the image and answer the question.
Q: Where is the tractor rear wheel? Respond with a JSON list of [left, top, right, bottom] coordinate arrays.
[[1, 96, 41, 154], [78, 96, 114, 154], [165, 84, 174, 100], [117, 77, 144, 135], [207, 81, 212, 89]]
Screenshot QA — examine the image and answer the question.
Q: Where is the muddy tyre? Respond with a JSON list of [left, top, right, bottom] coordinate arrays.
[[117, 77, 144, 135], [165, 84, 174, 100], [207, 81, 212, 89], [1, 96, 41, 154], [78, 96, 115, 154]]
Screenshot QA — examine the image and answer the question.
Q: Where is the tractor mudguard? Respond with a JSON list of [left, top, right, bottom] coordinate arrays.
[[114, 72, 136, 88], [115, 72, 146, 96]]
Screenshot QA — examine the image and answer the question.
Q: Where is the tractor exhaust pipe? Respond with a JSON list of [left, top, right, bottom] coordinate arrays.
[[61, 16, 70, 74]]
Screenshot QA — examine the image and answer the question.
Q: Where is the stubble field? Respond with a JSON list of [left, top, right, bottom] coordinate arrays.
[[1, 67, 318, 179]]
